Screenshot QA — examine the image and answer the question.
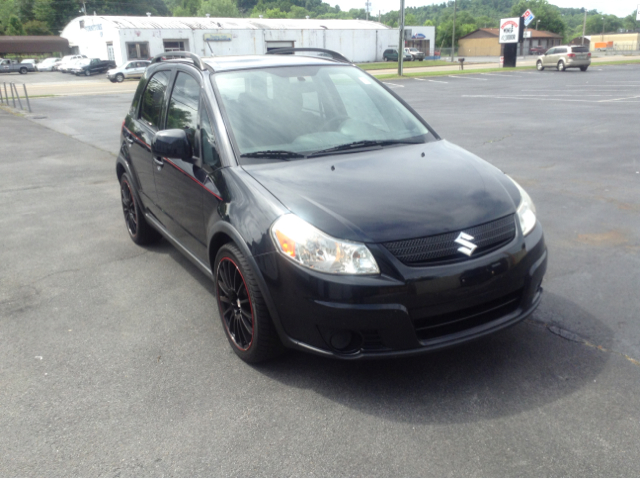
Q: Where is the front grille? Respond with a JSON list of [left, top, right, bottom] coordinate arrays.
[[413, 289, 522, 342], [383, 215, 516, 265]]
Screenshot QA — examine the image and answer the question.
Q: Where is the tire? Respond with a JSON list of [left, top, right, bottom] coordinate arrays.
[[109, 79, 116, 83], [85, 69, 91, 76], [19, 67, 27, 74], [580, 65, 588, 72], [214, 243, 283, 363], [557, 61, 565, 72], [119, 173, 160, 245], [115, 73, 125, 83], [536, 60, 544, 71]]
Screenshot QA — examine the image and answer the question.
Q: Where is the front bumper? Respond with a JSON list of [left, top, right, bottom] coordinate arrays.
[[257, 221, 547, 359]]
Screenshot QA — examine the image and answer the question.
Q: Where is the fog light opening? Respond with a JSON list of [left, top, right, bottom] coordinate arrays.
[[329, 330, 362, 353]]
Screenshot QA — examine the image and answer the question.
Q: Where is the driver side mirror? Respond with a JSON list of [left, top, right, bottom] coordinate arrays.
[[152, 129, 194, 163]]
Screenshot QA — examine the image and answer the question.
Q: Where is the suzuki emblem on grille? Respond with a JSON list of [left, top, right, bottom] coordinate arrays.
[[455, 232, 477, 257]]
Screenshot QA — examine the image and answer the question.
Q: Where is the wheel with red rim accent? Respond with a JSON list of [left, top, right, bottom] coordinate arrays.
[[215, 244, 283, 363], [119, 173, 160, 245]]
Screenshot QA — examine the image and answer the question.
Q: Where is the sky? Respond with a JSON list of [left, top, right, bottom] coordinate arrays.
[[336, 0, 637, 19]]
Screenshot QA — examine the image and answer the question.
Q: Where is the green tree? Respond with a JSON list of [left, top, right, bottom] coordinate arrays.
[[584, 14, 622, 35], [288, 5, 309, 18], [6, 13, 24, 34], [423, 19, 434, 26], [622, 10, 638, 31], [173, 0, 202, 16], [510, 0, 566, 36], [17, 0, 34, 21], [404, 12, 417, 25], [198, 0, 240, 17], [23, 18, 50, 34]]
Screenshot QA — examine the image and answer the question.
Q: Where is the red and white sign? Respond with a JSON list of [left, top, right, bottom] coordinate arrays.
[[499, 17, 520, 44]]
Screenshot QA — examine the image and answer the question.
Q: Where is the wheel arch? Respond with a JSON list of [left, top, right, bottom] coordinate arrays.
[[208, 221, 291, 345]]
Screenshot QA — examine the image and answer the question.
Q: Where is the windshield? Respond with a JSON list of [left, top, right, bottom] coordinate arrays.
[[212, 65, 433, 161]]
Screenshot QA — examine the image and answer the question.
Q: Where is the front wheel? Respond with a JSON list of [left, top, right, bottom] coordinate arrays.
[[214, 244, 283, 363], [580, 65, 588, 72], [85, 69, 91, 76], [557, 61, 565, 72], [536, 60, 544, 71], [115, 73, 124, 83], [19, 67, 27, 74]]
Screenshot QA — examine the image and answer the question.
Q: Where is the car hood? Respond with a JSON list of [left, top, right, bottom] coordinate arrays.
[[243, 140, 520, 244]]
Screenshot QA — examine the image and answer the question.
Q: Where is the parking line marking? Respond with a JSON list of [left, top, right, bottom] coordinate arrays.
[[448, 75, 487, 80], [427, 79, 448, 83], [385, 82, 405, 88], [463, 95, 598, 103], [599, 95, 640, 102], [480, 73, 513, 77]]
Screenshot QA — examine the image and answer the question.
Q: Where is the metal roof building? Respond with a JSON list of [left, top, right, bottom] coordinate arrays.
[[60, 15, 398, 64], [0, 36, 70, 56]]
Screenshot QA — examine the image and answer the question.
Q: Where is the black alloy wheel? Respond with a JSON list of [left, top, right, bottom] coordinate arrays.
[[214, 244, 283, 363], [119, 173, 159, 245], [217, 257, 254, 351]]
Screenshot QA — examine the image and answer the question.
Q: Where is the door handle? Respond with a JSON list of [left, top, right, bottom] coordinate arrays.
[[153, 156, 164, 168]]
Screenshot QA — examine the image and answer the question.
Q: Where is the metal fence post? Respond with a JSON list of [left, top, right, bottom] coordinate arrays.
[[10, 82, 16, 108], [22, 84, 31, 113], [12, 83, 23, 110], [0, 83, 3, 104], [3, 83, 7, 105]]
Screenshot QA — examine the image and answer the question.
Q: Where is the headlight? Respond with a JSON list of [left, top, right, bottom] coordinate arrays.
[[271, 214, 380, 275], [509, 176, 537, 236]]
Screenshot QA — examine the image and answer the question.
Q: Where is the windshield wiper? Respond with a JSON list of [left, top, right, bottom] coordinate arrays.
[[241, 150, 305, 160], [307, 139, 423, 158]]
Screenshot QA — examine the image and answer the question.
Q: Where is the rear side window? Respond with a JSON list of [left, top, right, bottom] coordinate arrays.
[[140, 71, 170, 129], [571, 46, 589, 53], [166, 72, 200, 148]]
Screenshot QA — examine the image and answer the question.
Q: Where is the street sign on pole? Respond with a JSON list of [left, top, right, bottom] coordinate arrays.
[[636, 4, 640, 21], [522, 9, 535, 27]]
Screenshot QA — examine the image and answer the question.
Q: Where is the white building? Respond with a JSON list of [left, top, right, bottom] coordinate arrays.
[[60, 15, 405, 64]]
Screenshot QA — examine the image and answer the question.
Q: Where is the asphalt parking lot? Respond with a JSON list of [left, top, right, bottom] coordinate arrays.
[[1, 64, 639, 476]]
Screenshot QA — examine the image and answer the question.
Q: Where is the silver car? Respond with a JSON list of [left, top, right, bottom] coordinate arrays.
[[536, 45, 591, 72], [106, 60, 150, 83]]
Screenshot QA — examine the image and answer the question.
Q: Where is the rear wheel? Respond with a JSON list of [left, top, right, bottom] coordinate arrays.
[[214, 244, 283, 363], [19, 67, 27, 74], [119, 173, 160, 245], [557, 61, 565, 72], [85, 69, 91, 76], [536, 60, 544, 71], [580, 65, 588, 72], [115, 73, 125, 83]]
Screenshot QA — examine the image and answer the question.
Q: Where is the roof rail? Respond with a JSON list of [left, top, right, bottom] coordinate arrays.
[[150, 51, 210, 71], [265, 48, 351, 64]]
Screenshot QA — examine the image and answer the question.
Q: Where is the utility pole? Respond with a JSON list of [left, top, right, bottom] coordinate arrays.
[[450, 0, 457, 62], [365, 0, 371, 21], [398, 0, 405, 76], [581, 9, 587, 45], [82, 2, 87, 14]]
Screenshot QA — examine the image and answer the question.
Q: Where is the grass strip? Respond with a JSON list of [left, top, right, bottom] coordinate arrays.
[[358, 60, 452, 70]]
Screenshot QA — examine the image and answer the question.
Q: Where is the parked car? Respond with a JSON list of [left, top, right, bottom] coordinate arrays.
[[116, 49, 546, 363], [405, 48, 426, 61], [107, 60, 150, 82], [58, 54, 87, 73], [536, 45, 591, 72], [71, 57, 116, 76], [0, 58, 35, 74], [383, 48, 413, 62], [529, 45, 546, 56], [36, 57, 61, 71]]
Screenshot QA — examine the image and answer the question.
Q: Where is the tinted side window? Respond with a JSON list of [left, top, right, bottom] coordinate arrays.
[[546, 48, 556, 55], [166, 72, 200, 148], [140, 71, 170, 129], [201, 110, 221, 169], [557, 48, 567, 54]]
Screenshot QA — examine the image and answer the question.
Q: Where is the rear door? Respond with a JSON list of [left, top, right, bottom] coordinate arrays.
[[152, 68, 207, 258]]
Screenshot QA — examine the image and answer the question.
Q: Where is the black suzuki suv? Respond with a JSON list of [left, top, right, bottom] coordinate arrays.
[[116, 50, 547, 363]]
